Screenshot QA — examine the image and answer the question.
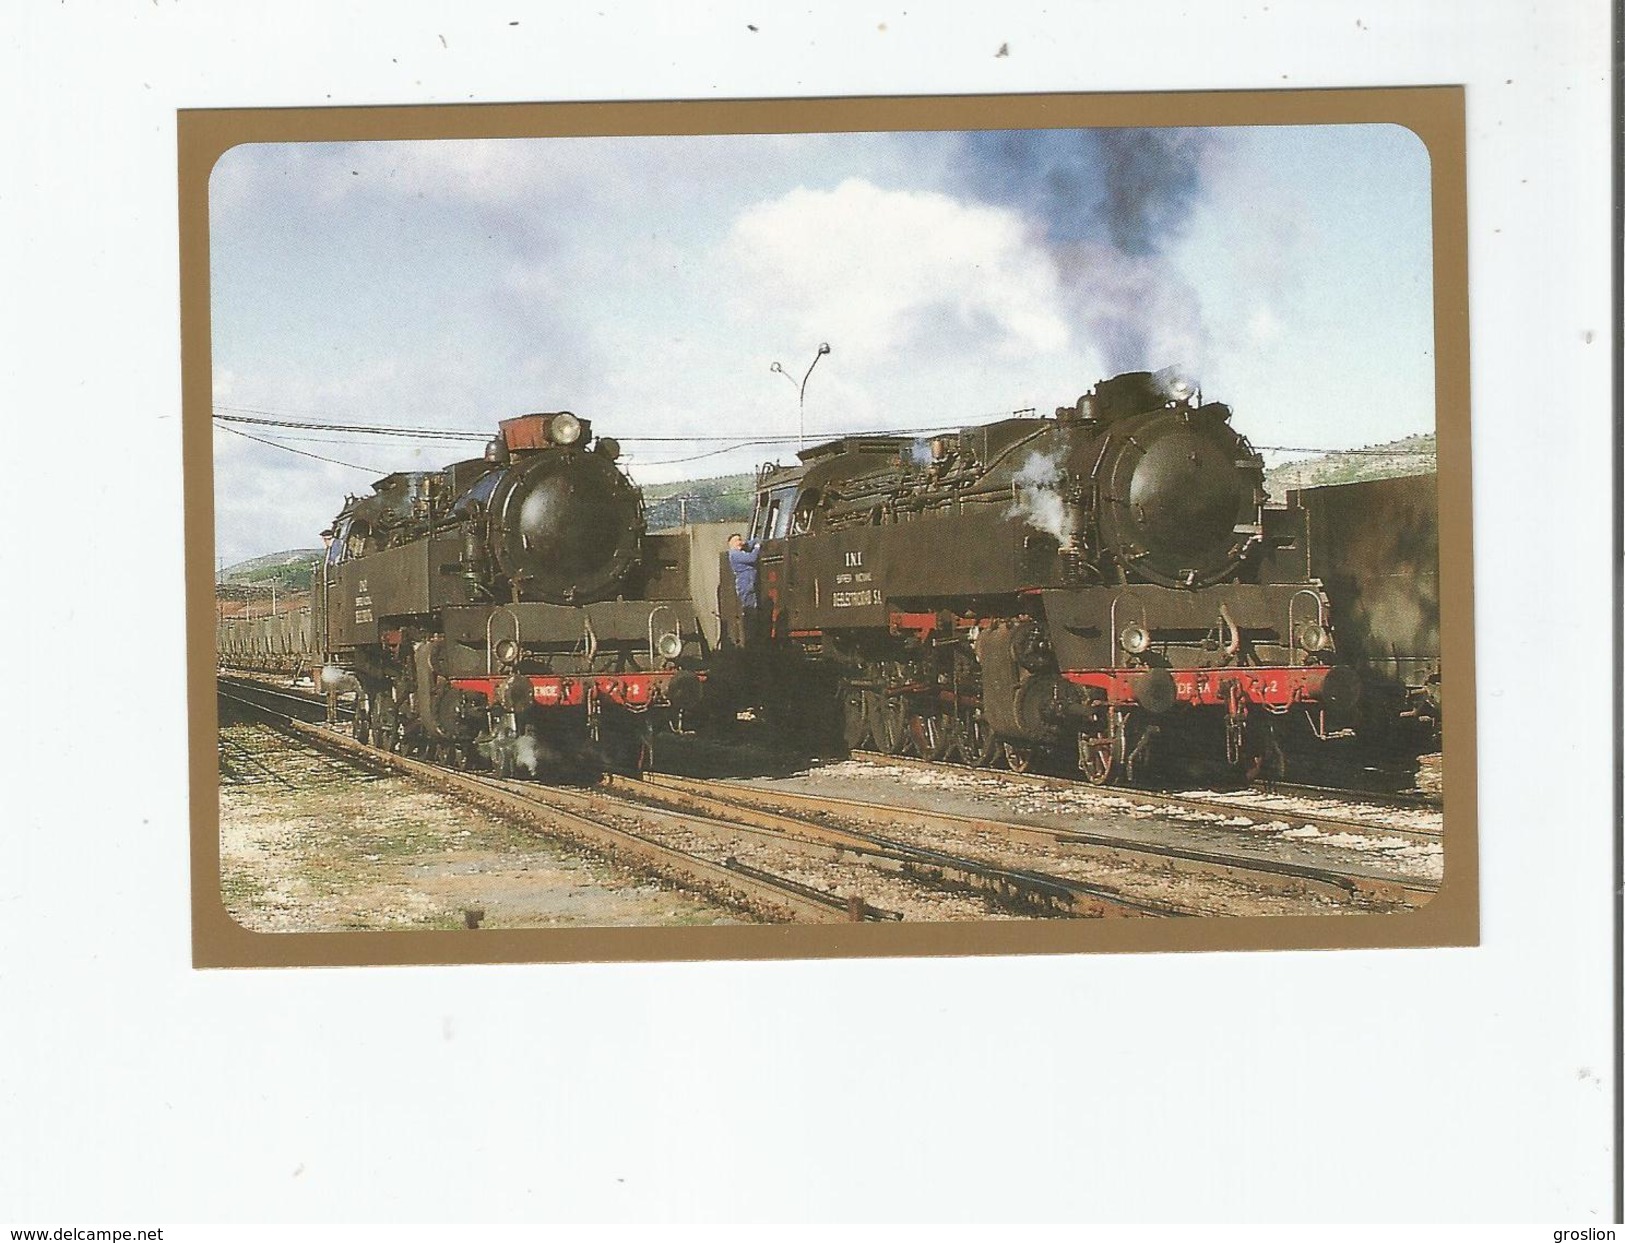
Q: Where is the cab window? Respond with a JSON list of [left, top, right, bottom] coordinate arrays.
[[325, 519, 350, 566], [770, 493, 791, 538], [768, 487, 797, 539], [750, 484, 799, 541], [345, 521, 370, 560], [791, 489, 818, 534]]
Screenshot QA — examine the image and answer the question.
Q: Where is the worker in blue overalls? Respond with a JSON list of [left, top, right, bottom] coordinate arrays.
[[727, 532, 764, 645]]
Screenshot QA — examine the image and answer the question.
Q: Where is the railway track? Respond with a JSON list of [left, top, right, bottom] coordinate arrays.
[[218, 679, 1178, 921], [219, 681, 868, 922], [218, 676, 1433, 920], [849, 749, 1443, 848], [218, 671, 346, 720], [219, 673, 1438, 830], [633, 771, 1437, 910]]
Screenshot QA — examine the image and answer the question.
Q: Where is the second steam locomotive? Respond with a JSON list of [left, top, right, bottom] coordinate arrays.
[[315, 410, 707, 776], [724, 370, 1361, 783]]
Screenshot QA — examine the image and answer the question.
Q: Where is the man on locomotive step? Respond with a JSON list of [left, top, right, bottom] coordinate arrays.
[[728, 533, 765, 644]]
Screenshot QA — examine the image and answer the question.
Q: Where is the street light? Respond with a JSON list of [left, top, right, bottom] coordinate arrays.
[[770, 341, 831, 450]]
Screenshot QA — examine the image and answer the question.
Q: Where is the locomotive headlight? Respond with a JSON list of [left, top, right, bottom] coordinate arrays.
[[1120, 623, 1152, 655], [550, 412, 583, 446], [656, 630, 684, 661], [1297, 622, 1331, 653], [494, 637, 521, 667]]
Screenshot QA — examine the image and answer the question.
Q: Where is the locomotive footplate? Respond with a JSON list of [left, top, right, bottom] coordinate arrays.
[[1061, 665, 1330, 711], [450, 671, 678, 710]]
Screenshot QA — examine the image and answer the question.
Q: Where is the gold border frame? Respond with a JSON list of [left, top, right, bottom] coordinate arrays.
[[183, 88, 1477, 967]]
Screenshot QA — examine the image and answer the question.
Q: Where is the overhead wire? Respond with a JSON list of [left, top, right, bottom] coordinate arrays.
[[213, 408, 488, 442], [213, 404, 1434, 473], [214, 422, 385, 474]]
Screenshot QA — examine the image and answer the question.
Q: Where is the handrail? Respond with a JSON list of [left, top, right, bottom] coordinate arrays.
[[1287, 588, 1326, 667], [485, 605, 521, 674], [648, 604, 675, 666]]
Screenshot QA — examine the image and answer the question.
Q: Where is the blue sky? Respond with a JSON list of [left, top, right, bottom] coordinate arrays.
[[209, 123, 1434, 564]]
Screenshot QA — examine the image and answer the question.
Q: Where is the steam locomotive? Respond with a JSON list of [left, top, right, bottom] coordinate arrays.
[[722, 370, 1361, 784], [315, 411, 708, 776]]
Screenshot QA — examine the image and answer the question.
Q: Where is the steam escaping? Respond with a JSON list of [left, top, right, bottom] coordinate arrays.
[[904, 439, 934, 467], [1007, 448, 1071, 543], [956, 128, 1224, 374], [1152, 365, 1199, 403], [514, 731, 561, 777]]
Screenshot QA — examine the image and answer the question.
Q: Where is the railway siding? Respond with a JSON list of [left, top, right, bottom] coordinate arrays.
[[217, 709, 745, 932], [704, 757, 1443, 892], [217, 676, 1442, 926], [637, 772, 1433, 914]]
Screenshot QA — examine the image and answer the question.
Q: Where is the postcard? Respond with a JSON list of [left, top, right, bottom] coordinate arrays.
[[183, 89, 1476, 966]]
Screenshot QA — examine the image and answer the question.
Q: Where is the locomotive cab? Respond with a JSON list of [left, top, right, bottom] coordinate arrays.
[[718, 465, 803, 648]]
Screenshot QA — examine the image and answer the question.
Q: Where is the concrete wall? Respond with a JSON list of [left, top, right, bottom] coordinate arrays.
[[666, 521, 734, 649]]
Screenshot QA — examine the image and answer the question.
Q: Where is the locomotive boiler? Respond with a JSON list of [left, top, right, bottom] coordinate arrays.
[[316, 410, 707, 776], [725, 370, 1358, 784]]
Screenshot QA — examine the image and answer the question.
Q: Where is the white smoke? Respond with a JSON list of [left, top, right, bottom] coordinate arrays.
[[1007, 449, 1071, 542], [515, 732, 560, 777]]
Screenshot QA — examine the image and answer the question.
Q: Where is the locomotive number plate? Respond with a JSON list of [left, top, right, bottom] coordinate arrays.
[[832, 589, 880, 608]]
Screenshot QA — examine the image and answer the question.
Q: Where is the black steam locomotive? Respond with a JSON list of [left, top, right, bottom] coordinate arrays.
[[316, 411, 707, 776], [723, 370, 1360, 784]]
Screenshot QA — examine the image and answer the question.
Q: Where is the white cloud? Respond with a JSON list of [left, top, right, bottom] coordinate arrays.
[[722, 179, 1069, 369], [1245, 306, 1283, 348]]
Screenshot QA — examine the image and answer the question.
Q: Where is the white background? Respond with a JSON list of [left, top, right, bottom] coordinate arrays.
[[1, 0, 1614, 1225]]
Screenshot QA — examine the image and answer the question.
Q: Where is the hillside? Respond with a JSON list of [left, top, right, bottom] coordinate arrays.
[[219, 549, 323, 594], [640, 471, 757, 529], [1263, 432, 1436, 498]]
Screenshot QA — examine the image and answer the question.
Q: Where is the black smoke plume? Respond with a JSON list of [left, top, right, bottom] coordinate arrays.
[[956, 128, 1222, 371]]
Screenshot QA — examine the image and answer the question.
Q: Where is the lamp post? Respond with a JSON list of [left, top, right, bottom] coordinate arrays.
[[770, 342, 831, 450]]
